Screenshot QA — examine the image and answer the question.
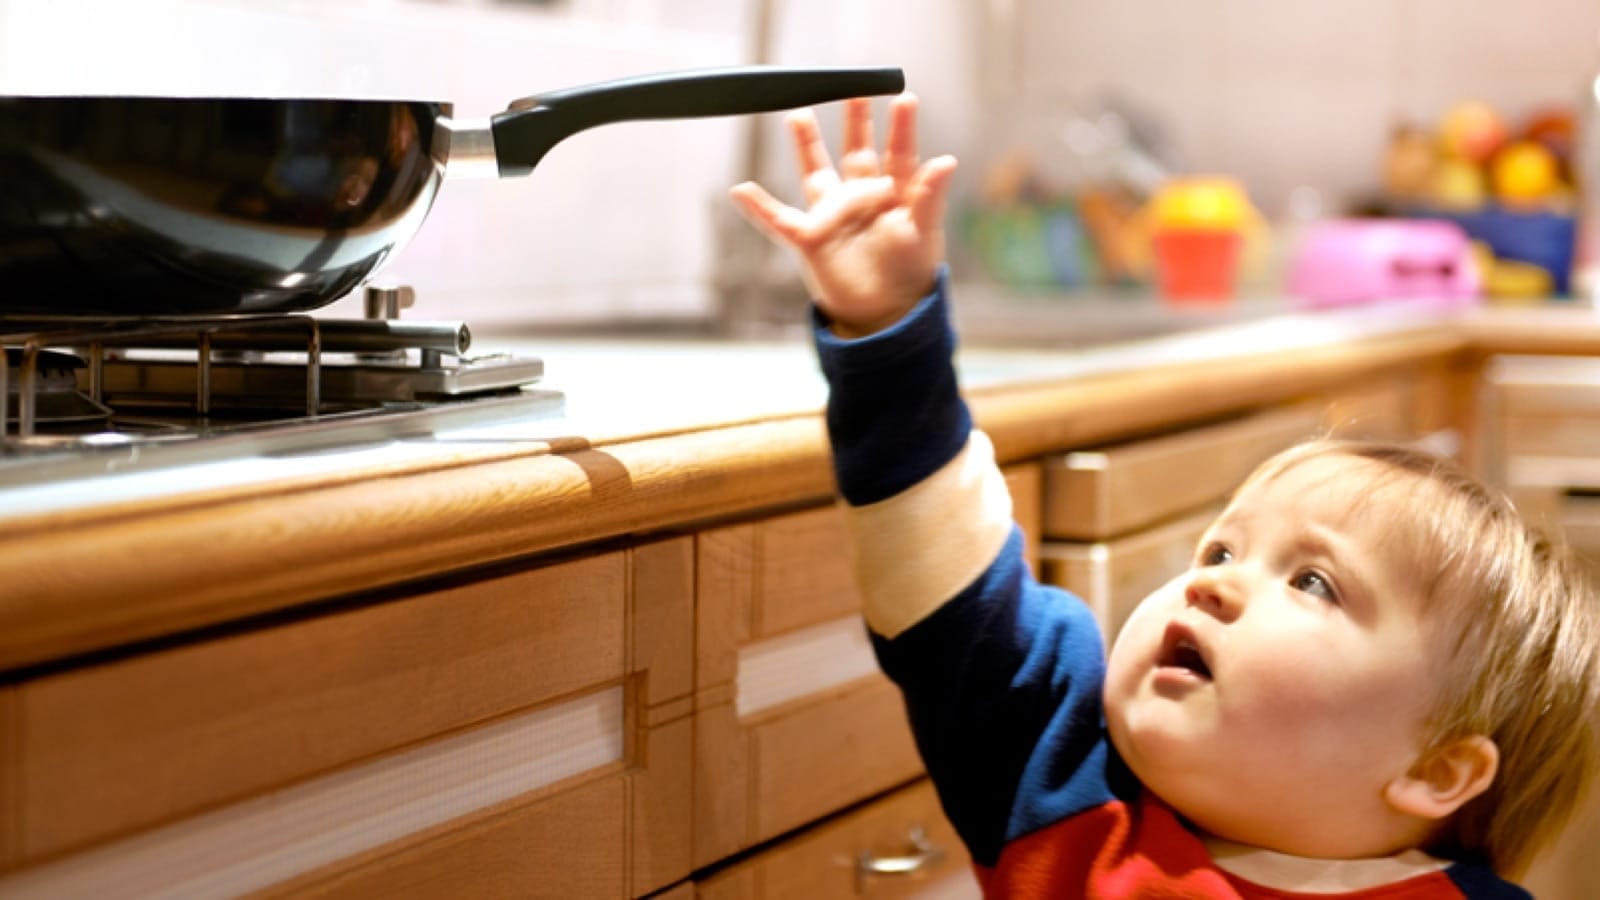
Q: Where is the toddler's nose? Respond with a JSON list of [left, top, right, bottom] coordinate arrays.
[[1185, 567, 1244, 620]]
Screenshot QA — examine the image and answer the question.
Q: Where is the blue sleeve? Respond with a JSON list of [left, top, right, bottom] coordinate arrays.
[[813, 269, 1122, 867]]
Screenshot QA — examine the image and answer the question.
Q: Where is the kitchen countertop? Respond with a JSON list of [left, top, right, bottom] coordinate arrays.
[[3, 293, 1600, 671]]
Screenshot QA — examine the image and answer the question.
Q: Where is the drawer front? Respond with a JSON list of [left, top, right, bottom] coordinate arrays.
[[692, 622, 923, 867], [697, 778, 979, 900], [12, 551, 627, 862], [3, 540, 694, 899], [1498, 414, 1600, 462], [1510, 487, 1600, 587], [1042, 406, 1317, 541], [693, 467, 1039, 866], [1319, 377, 1414, 441], [1040, 506, 1217, 641]]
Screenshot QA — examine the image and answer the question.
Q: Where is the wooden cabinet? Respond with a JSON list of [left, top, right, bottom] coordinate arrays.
[[1036, 406, 1319, 640], [697, 779, 979, 900], [692, 465, 1040, 869], [0, 540, 694, 899]]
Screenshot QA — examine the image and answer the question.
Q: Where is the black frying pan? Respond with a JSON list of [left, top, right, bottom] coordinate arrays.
[[0, 66, 903, 317]]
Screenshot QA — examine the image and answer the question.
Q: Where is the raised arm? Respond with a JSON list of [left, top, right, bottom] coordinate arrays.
[[731, 96, 1122, 867]]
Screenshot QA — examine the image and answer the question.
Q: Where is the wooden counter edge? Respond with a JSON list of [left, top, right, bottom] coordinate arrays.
[[2, 316, 1594, 671]]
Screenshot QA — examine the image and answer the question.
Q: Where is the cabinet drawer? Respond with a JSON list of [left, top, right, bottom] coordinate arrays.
[[693, 466, 1039, 866], [1, 540, 694, 899], [1040, 506, 1217, 641], [1042, 406, 1315, 541], [1509, 487, 1600, 588], [697, 779, 979, 900], [1486, 356, 1600, 463], [1319, 378, 1414, 441]]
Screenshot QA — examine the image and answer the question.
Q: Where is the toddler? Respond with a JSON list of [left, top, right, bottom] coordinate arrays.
[[730, 94, 1600, 898]]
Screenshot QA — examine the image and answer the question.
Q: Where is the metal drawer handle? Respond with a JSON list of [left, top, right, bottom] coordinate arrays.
[[856, 825, 946, 887]]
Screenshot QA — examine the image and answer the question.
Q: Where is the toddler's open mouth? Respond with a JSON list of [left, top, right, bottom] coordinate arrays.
[[1157, 623, 1212, 681]]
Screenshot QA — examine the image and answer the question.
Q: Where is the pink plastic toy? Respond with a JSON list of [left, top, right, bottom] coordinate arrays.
[[1288, 219, 1481, 309]]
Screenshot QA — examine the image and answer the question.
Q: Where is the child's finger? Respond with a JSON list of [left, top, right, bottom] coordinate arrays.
[[883, 93, 920, 193], [729, 181, 807, 247], [840, 98, 879, 179], [907, 155, 958, 234], [787, 110, 840, 205]]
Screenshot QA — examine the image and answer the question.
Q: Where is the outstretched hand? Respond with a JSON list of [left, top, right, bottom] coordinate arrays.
[[730, 93, 957, 339]]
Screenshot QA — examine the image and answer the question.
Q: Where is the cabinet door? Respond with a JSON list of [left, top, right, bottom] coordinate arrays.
[[697, 779, 979, 900], [0, 540, 694, 899], [1041, 406, 1317, 541], [1040, 506, 1216, 641], [694, 465, 1040, 867], [1319, 376, 1415, 441]]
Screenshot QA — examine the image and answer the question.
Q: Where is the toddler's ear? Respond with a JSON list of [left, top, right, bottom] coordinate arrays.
[[1384, 735, 1499, 821]]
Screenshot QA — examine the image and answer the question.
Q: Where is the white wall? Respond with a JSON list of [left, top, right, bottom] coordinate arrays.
[[994, 0, 1600, 221], [3, 0, 1597, 322]]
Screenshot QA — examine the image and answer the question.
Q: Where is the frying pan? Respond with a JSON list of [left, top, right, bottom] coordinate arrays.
[[0, 65, 903, 317]]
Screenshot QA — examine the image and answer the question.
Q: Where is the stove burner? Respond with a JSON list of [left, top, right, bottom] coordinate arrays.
[[0, 285, 555, 464], [3, 349, 113, 426]]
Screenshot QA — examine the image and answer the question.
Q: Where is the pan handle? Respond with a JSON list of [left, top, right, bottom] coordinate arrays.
[[486, 65, 905, 177]]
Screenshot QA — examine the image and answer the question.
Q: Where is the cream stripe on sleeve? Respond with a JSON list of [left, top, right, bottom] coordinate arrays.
[[841, 430, 1016, 639]]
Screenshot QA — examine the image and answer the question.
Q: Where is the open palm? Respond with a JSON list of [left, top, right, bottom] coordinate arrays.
[[730, 93, 957, 338]]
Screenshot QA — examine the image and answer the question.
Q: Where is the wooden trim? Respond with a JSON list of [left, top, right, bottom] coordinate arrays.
[[0, 687, 16, 872], [695, 524, 755, 693], [1006, 462, 1043, 574], [692, 701, 748, 869], [627, 537, 695, 897], [630, 716, 693, 897], [1041, 405, 1318, 541], [631, 537, 696, 710], [0, 323, 1476, 671]]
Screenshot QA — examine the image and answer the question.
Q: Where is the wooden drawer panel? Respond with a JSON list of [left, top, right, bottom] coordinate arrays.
[[748, 677, 923, 840], [4, 538, 695, 898], [281, 769, 628, 899], [10, 551, 627, 863], [1509, 487, 1600, 588], [693, 465, 1038, 866], [694, 671, 923, 868], [281, 714, 692, 900], [1040, 506, 1217, 641], [1042, 406, 1315, 541], [1006, 462, 1043, 574], [749, 505, 865, 638], [1320, 378, 1413, 441], [1498, 414, 1600, 461], [1522, 776, 1600, 900], [698, 778, 979, 900]]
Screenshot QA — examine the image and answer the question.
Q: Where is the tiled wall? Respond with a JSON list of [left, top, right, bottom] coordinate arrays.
[[2, 0, 1596, 322]]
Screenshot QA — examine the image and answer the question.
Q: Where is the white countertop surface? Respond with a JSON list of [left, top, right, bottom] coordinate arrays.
[[0, 291, 1475, 523]]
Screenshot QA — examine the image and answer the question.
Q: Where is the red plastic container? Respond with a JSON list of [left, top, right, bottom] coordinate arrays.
[[1154, 229, 1242, 303]]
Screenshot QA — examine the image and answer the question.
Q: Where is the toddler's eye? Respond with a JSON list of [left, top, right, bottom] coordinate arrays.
[[1292, 570, 1340, 604], [1198, 542, 1233, 567]]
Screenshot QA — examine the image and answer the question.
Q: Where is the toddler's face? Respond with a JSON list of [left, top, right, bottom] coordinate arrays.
[[1103, 454, 1441, 854]]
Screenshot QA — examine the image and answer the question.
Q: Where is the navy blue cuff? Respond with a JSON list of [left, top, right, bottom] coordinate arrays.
[[812, 266, 972, 506]]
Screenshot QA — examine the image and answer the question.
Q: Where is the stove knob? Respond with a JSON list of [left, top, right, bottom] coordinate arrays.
[[364, 284, 416, 320]]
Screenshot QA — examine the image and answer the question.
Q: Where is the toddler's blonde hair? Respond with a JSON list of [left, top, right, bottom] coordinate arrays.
[[1242, 439, 1599, 875]]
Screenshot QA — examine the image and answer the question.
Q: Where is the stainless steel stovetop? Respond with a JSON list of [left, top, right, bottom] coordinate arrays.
[[0, 286, 563, 488]]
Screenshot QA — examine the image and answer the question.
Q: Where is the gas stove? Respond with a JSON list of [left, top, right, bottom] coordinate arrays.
[[0, 285, 562, 487]]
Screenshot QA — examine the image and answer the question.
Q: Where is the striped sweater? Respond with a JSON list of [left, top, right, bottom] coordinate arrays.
[[812, 269, 1528, 899]]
